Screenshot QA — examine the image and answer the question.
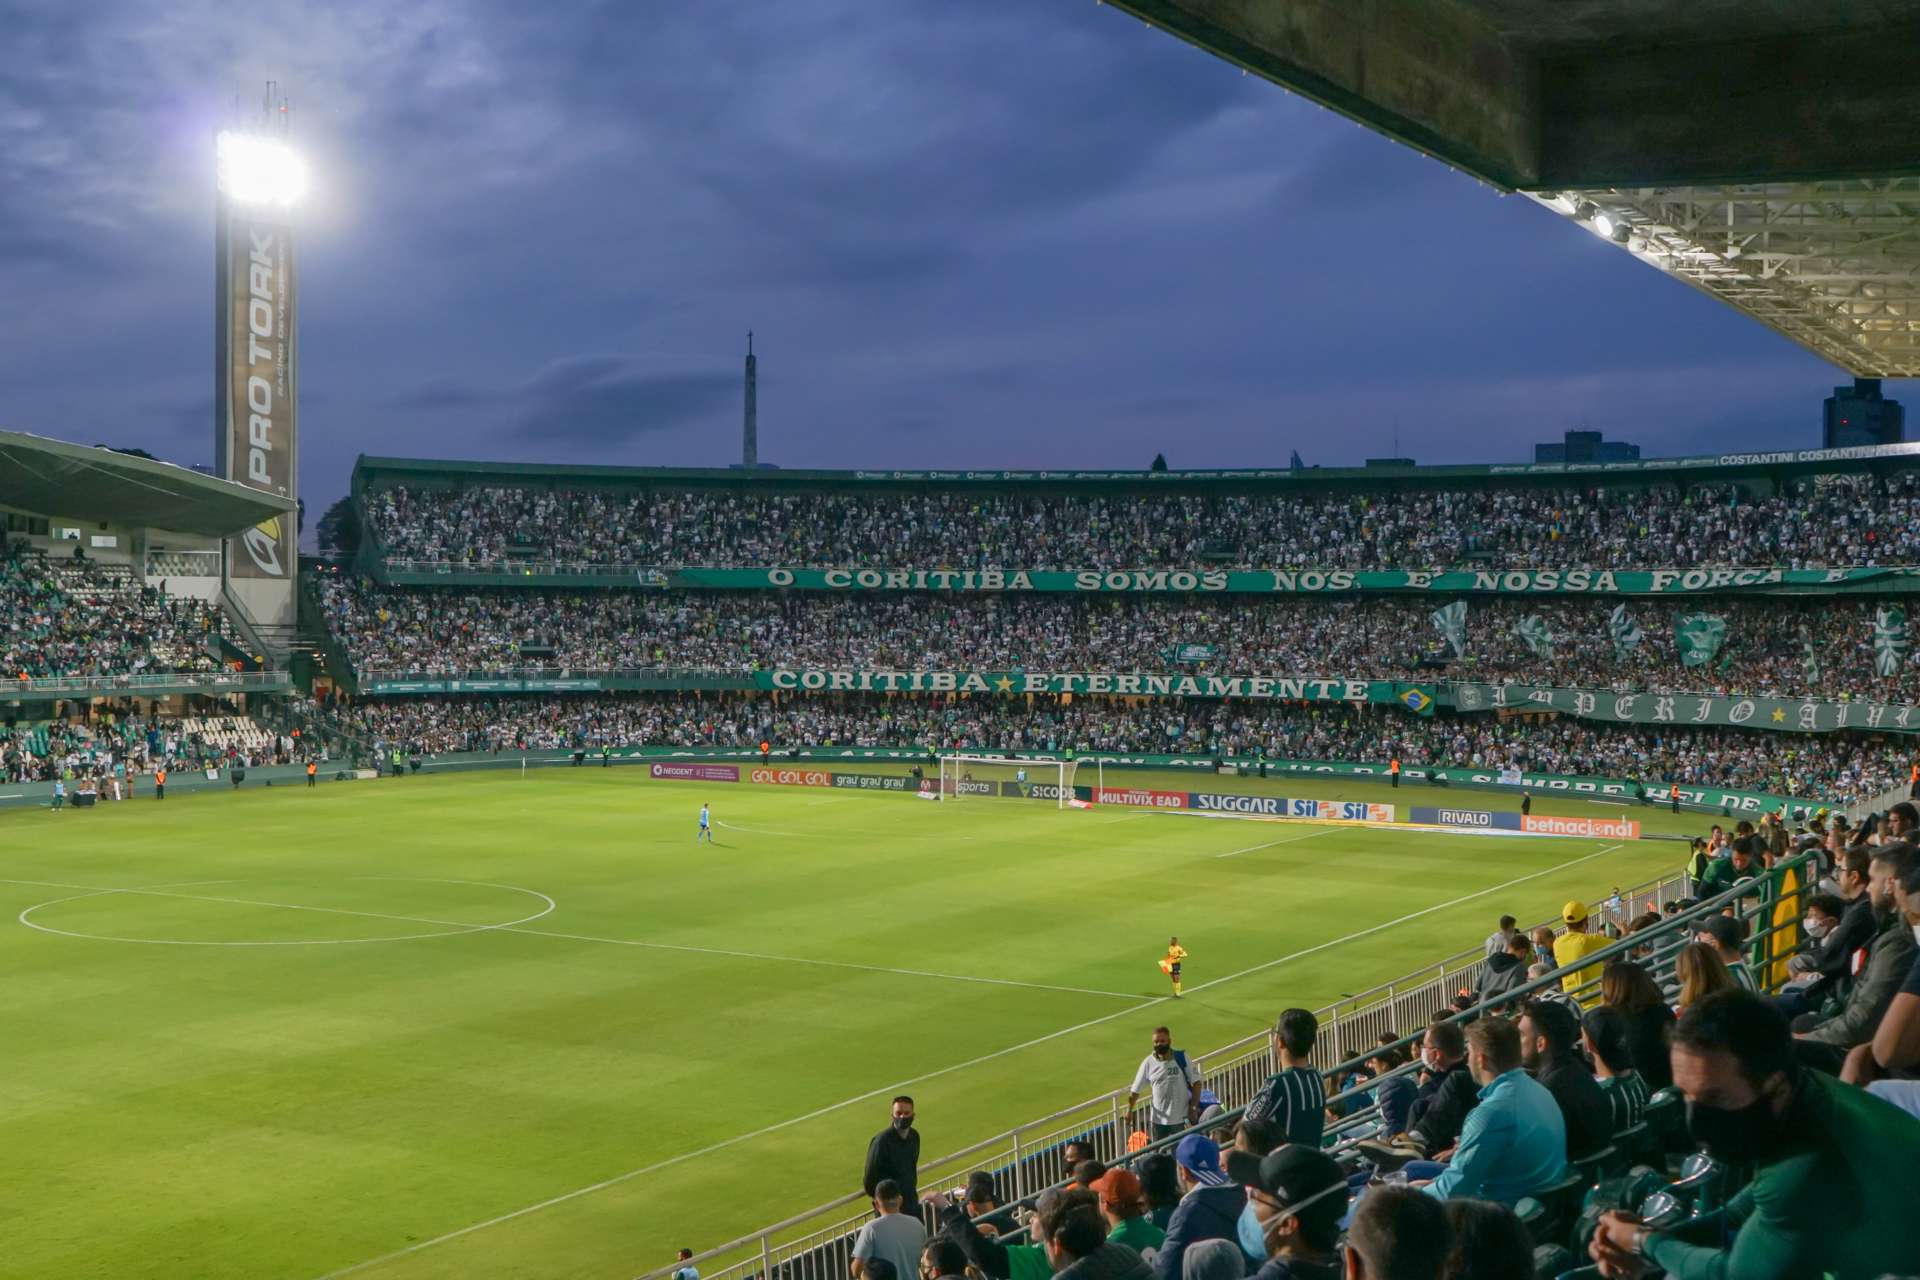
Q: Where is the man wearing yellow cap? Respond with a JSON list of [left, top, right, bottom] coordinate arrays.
[[1552, 902, 1612, 1002]]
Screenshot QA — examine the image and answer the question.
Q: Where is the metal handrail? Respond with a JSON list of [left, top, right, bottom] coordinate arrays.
[[635, 853, 1780, 1280], [2, 670, 291, 695]]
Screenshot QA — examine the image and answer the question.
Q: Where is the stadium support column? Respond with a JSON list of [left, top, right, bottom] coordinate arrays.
[[212, 98, 304, 631], [743, 331, 757, 468]]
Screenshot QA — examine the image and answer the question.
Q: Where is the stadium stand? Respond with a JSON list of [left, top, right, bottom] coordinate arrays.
[[2, 546, 236, 679], [360, 472, 1920, 571], [316, 582, 1917, 697]]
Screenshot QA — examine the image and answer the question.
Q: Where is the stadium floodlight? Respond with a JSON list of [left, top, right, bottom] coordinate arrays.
[[216, 130, 308, 208], [1591, 212, 1616, 238]]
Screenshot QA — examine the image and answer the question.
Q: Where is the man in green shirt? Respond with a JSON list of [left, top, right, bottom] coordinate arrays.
[[1589, 990, 1920, 1279], [1091, 1168, 1165, 1258]]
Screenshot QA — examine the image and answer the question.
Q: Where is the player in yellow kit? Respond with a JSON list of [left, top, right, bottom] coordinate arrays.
[[1159, 936, 1188, 997]]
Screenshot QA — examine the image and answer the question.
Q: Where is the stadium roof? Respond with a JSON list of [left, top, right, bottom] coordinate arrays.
[[0, 430, 293, 536], [1105, 1, 1920, 377]]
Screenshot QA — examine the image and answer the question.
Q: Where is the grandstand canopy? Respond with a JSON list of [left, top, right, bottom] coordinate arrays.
[[0, 430, 293, 536], [1106, 1, 1920, 376]]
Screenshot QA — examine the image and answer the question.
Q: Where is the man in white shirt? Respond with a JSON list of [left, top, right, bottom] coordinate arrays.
[[1126, 1026, 1203, 1141]]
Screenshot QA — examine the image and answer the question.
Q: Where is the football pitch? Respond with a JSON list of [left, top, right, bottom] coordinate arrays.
[[1, 769, 1694, 1279]]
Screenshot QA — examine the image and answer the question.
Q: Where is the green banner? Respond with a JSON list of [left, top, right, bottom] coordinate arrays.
[[1449, 681, 1920, 735], [672, 566, 1920, 595], [1258, 758, 1828, 820], [752, 669, 1396, 701]]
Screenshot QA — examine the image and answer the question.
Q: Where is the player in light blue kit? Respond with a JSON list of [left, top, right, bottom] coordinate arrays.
[[697, 803, 713, 844]]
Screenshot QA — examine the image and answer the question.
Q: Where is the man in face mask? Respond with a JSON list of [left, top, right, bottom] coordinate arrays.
[[865, 1096, 920, 1212], [1842, 856, 1920, 1115], [1589, 990, 1920, 1279], [1792, 844, 1917, 1075], [1224, 1145, 1346, 1280]]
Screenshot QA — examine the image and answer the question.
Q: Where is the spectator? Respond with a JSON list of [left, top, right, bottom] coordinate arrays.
[[1588, 991, 1920, 1278], [1842, 855, 1920, 1113], [1036, 1189, 1153, 1280], [1244, 1009, 1325, 1147], [671, 1249, 698, 1280], [1344, 1186, 1452, 1280], [1137, 1154, 1182, 1232], [1092, 1168, 1166, 1259], [1154, 1135, 1243, 1280], [1517, 999, 1611, 1160], [1417, 1018, 1568, 1205], [923, 1238, 969, 1280], [1358, 1018, 1477, 1168], [864, 1097, 920, 1208], [963, 1171, 1003, 1235], [1225, 1145, 1346, 1280], [1482, 916, 1519, 959], [1179, 1240, 1243, 1280], [1438, 1201, 1532, 1280], [1692, 914, 1758, 992], [1475, 932, 1533, 1008], [1582, 1005, 1652, 1134], [1529, 927, 1557, 971], [1362, 1044, 1417, 1138], [853, 1180, 927, 1280], [1552, 901, 1614, 1000], [933, 1187, 1056, 1280], [1792, 844, 1917, 1073], [1129, 1026, 1204, 1142], [1773, 889, 1855, 1020], [1674, 942, 1737, 1014], [1599, 961, 1675, 1091]]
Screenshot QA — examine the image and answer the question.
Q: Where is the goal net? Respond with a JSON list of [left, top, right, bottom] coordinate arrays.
[[937, 754, 1078, 808]]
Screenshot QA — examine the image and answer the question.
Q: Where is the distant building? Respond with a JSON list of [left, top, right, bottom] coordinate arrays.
[[1824, 378, 1904, 448], [1535, 430, 1640, 463]]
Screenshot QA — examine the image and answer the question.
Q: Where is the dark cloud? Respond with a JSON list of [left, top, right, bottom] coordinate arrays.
[[0, 0, 1904, 537]]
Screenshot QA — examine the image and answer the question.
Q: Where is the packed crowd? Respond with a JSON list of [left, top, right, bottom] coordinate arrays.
[[317, 580, 1920, 699], [761, 816, 1920, 1280], [0, 711, 298, 785], [1, 549, 233, 680], [363, 471, 1920, 571], [312, 694, 1909, 802]]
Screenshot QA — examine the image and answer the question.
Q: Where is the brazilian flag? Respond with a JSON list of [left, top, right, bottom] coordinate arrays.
[[1396, 684, 1435, 716]]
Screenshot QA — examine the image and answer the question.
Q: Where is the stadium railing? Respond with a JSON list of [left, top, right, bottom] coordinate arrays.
[[635, 858, 1745, 1280], [4, 670, 292, 697]]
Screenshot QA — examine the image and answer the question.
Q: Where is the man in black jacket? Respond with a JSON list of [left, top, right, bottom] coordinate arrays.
[[1519, 999, 1611, 1159], [1776, 849, 1875, 1020], [1356, 1018, 1477, 1169], [1476, 933, 1534, 1009], [864, 1096, 920, 1209]]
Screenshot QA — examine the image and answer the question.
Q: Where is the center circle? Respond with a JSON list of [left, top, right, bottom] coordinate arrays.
[[17, 877, 557, 947]]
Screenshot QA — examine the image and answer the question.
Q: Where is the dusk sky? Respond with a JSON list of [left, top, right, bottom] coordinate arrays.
[[2, 0, 1908, 521]]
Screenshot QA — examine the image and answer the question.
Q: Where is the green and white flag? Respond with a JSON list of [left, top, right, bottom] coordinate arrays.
[[1873, 606, 1909, 677], [1432, 600, 1469, 660], [1514, 614, 1555, 660], [1799, 627, 1822, 684], [1608, 604, 1643, 662], [1675, 613, 1727, 669]]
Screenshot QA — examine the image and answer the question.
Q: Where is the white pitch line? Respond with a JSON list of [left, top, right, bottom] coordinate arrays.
[[1213, 828, 1337, 859], [306, 838, 1637, 1278], [713, 819, 808, 837], [0, 877, 1145, 1001], [1186, 843, 1625, 995]]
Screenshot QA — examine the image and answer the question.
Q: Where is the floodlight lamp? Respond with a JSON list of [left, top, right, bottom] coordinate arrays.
[[1591, 212, 1615, 238], [217, 130, 308, 207]]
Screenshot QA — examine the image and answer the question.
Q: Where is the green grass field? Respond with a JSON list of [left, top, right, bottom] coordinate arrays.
[[0, 769, 1699, 1279]]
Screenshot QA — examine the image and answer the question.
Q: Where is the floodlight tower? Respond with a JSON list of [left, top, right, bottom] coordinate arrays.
[[212, 85, 305, 630]]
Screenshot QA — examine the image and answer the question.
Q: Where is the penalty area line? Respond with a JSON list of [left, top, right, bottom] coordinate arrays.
[[308, 839, 1637, 1279], [1213, 828, 1336, 859]]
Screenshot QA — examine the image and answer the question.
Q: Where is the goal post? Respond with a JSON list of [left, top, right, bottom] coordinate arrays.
[[937, 754, 1078, 809]]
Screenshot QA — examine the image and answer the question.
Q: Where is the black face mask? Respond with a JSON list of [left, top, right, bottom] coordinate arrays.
[[1686, 1095, 1784, 1163], [1154, 1045, 1171, 1057], [893, 1116, 914, 1134]]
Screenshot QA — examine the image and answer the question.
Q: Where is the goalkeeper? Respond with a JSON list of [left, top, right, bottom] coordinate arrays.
[[1159, 936, 1188, 998]]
